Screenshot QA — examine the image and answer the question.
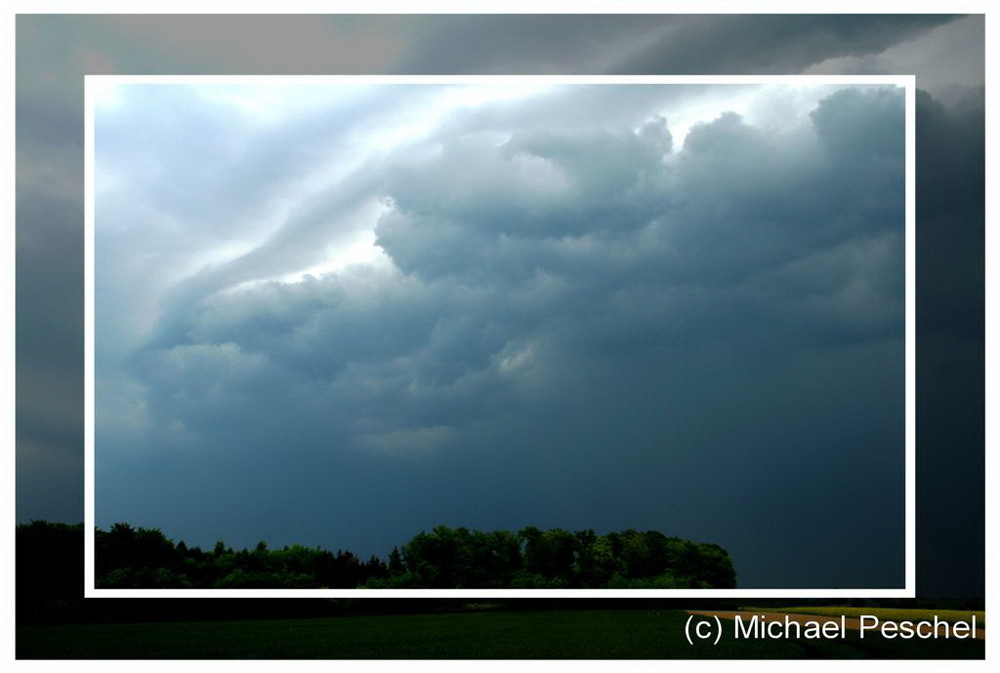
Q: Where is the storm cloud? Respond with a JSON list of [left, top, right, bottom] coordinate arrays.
[[93, 82, 906, 588], [16, 14, 984, 594]]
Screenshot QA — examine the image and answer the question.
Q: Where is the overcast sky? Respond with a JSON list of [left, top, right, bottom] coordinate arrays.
[[91, 80, 907, 588], [17, 13, 984, 593]]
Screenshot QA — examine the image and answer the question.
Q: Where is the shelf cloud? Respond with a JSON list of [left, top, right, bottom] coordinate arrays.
[[16, 14, 983, 592]]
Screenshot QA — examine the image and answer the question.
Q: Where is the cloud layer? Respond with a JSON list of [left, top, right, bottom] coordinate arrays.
[[94, 82, 906, 588], [17, 14, 983, 594]]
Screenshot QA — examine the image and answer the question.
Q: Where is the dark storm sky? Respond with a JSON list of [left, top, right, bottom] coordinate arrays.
[[16, 13, 985, 594]]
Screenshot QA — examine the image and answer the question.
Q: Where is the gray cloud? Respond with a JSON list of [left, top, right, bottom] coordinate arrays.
[[399, 15, 952, 75], [92, 84, 906, 588], [16, 14, 983, 593], [805, 15, 984, 104]]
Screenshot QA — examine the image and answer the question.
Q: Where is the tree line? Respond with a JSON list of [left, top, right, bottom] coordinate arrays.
[[96, 522, 385, 589], [371, 525, 735, 589], [92, 522, 735, 590]]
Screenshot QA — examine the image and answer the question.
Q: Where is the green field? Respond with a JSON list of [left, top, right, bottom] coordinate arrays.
[[742, 606, 985, 626], [17, 609, 984, 659]]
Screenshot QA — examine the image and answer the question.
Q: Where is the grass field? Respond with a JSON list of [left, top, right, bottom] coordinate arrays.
[[742, 606, 986, 626], [17, 609, 985, 659]]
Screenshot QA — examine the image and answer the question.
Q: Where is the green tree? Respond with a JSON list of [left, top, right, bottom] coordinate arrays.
[[574, 534, 620, 587], [521, 527, 578, 583], [387, 546, 405, 575]]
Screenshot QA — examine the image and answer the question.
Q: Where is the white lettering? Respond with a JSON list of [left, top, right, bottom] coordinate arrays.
[[733, 614, 759, 639], [859, 615, 879, 638]]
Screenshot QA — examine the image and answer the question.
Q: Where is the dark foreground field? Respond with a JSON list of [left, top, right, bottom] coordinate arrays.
[[17, 609, 985, 659]]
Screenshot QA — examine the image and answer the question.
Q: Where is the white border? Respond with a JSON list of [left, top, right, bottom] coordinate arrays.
[[83, 75, 97, 607], [84, 73, 916, 599], [904, 80, 917, 599]]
